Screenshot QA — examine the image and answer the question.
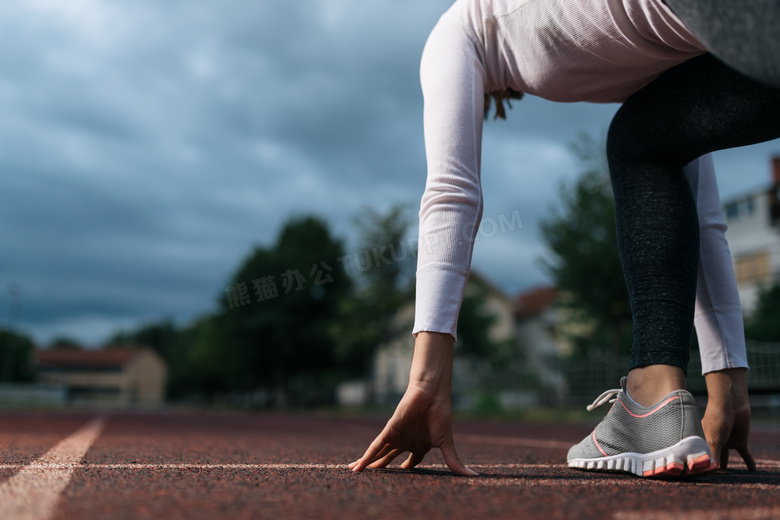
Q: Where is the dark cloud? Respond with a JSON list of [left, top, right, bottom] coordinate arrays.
[[0, 0, 776, 344]]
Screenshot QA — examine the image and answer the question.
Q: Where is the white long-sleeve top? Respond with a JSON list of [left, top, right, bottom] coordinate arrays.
[[413, 0, 748, 374]]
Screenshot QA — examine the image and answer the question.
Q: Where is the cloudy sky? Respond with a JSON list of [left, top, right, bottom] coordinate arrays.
[[2, 0, 778, 346]]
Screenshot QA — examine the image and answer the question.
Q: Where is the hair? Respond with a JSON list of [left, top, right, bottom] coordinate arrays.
[[484, 88, 525, 120]]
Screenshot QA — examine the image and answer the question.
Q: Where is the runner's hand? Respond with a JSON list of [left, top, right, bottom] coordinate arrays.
[[349, 381, 476, 476], [349, 332, 477, 476], [702, 368, 756, 471]]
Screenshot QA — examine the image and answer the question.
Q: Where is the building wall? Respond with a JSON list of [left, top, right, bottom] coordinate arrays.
[[372, 304, 415, 404], [39, 370, 133, 404], [37, 349, 167, 405], [127, 350, 167, 403], [484, 293, 516, 343], [723, 187, 780, 314], [369, 285, 517, 406]]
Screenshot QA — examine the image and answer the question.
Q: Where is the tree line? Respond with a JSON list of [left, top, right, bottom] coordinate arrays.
[[0, 204, 505, 405], [3, 134, 779, 403]]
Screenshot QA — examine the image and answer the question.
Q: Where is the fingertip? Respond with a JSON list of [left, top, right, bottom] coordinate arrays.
[[449, 462, 478, 476], [351, 457, 372, 473], [441, 438, 474, 476], [402, 452, 427, 470], [447, 449, 478, 476], [708, 449, 720, 470], [740, 449, 757, 472]]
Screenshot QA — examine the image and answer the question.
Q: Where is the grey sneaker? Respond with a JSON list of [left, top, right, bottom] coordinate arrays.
[[567, 377, 717, 478]]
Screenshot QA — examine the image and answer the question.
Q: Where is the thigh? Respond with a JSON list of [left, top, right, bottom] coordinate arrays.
[[607, 54, 780, 167]]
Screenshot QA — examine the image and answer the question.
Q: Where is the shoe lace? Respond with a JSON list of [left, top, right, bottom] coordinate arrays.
[[586, 387, 621, 412]]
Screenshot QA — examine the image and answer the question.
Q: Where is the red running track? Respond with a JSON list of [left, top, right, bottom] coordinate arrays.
[[0, 410, 778, 520]]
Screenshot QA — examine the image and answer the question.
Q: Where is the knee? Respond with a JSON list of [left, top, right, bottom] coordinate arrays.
[[605, 115, 634, 176]]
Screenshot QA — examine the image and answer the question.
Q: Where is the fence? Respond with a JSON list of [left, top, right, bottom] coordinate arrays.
[[452, 342, 780, 411], [0, 383, 67, 407]]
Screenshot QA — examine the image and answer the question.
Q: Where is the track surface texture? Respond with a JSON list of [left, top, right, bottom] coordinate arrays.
[[0, 410, 779, 520]]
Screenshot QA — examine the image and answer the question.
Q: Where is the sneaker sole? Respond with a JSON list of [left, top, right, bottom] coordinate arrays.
[[567, 436, 717, 478]]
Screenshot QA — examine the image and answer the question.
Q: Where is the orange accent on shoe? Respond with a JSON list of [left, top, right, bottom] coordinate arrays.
[[686, 454, 718, 476], [620, 395, 681, 418], [688, 459, 718, 476], [646, 461, 684, 477], [688, 454, 712, 471], [592, 430, 608, 457], [657, 462, 684, 476]]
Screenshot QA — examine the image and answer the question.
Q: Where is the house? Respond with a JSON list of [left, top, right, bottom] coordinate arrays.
[[722, 156, 780, 314], [370, 272, 518, 407], [512, 285, 569, 403], [35, 348, 167, 405], [514, 286, 561, 363]]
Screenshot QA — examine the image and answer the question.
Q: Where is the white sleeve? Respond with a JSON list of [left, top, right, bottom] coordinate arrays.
[[412, 14, 486, 340], [685, 154, 749, 374]]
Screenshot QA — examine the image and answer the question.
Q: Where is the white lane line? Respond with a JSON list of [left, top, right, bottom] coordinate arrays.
[[0, 463, 559, 470], [456, 434, 572, 449], [0, 461, 777, 472], [0, 416, 107, 520], [466, 479, 780, 490], [613, 507, 780, 520]]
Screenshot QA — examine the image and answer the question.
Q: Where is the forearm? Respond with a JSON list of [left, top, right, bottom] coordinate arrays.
[[414, 13, 486, 339], [705, 367, 749, 406]]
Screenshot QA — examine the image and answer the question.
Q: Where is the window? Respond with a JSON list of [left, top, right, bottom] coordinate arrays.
[[745, 197, 755, 216], [725, 202, 739, 221]]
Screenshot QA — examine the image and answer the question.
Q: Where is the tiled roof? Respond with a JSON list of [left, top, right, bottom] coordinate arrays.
[[35, 349, 140, 370], [514, 286, 557, 318]]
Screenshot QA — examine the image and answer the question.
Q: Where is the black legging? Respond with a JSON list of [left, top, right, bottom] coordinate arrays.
[[609, 2, 780, 374]]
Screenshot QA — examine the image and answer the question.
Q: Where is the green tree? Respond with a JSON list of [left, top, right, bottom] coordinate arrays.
[[332, 204, 416, 376], [0, 328, 35, 382], [457, 274, 510, 363], [218, 215, 352, 404], [106, 320, 178, 358], [745, 281, 780, 342], [538, 133, 632, 374], [49, 337, 83, 351], [165, 315, 229, 401]]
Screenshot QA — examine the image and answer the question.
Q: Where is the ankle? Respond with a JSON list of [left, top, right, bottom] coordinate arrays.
[[627, 365, 686, 407]]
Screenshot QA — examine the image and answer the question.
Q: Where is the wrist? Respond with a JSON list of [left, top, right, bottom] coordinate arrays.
[[409, 331, 455, 391], [704, 367, 748, 406]]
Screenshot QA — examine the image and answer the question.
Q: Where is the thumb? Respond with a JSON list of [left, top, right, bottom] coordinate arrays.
[[440, 436, 478, 476], [707, 438, 723, 468]]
